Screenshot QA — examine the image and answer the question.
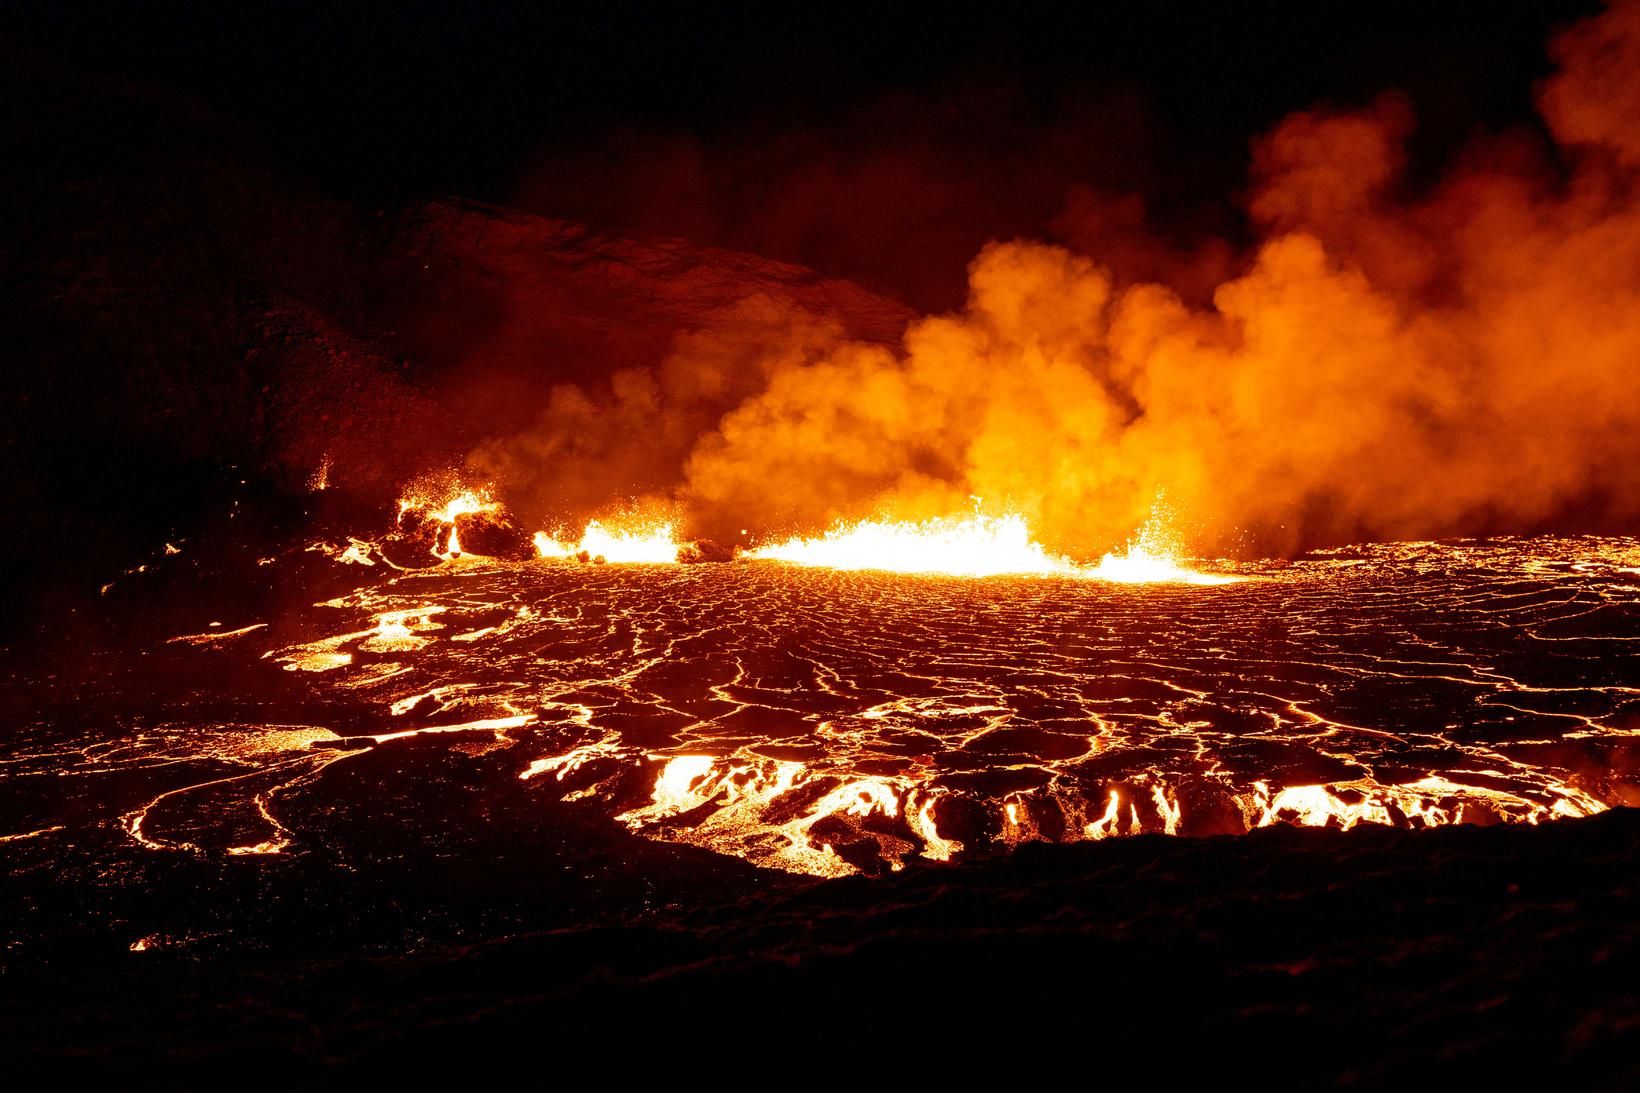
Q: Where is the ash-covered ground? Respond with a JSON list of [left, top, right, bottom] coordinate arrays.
[[2, 531, 1638, 1083]]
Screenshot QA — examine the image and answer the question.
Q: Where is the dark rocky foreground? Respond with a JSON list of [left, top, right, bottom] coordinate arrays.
[[4, 807, 1638, 1087]]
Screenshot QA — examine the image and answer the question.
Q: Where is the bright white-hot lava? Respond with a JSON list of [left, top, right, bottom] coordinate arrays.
[[1087, 500, 1242, 585], [393, 473, 1233, 581], [746, 512, 1077, 577], [533, 520, 683, 564], [395, 478, 685, 565], [746, 501, 1238, 582], [600, 754, 943, 877]]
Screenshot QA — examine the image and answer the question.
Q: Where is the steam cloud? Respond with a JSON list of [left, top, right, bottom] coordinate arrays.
[[474, 1, 1640, 557]]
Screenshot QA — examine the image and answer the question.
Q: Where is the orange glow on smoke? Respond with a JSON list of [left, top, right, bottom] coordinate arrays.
[[465, 1, 1640, 562]]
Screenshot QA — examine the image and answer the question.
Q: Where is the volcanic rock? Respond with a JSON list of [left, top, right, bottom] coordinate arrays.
[[677, 538, 734, 564], [448, 513, 534, 560]]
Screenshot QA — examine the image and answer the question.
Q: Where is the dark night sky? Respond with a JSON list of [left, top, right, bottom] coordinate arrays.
[[4, 0, 1603, 208]]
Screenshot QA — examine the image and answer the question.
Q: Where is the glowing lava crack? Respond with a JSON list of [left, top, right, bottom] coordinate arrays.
[[42, 531, 1632, 879]]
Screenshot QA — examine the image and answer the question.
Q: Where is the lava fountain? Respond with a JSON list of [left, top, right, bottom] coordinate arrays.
[[744, 511, 1078, 577]]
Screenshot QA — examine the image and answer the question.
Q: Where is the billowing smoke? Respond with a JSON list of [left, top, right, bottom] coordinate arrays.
[[476, 1, 1640, 557], [468, 297, 859, 537]]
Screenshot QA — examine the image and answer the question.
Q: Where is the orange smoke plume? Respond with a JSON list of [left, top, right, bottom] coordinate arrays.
[[476, 2, 1640, 558]]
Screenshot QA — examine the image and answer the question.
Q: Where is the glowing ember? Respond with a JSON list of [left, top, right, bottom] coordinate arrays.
[[747, 512, 1077, 577], [309, 454, 332, 492]]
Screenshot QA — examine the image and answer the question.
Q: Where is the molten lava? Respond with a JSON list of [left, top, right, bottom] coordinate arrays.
[[1087, 500, 1242, 585], [746, 511, 1076, 577], [396, 477, 507, 560], [391, 475, 1235, 582], [108, 531, 1609, 878], [747, 502, 1238, 582], [399, 483, 501, 527], [533, 520, 683, 564]]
